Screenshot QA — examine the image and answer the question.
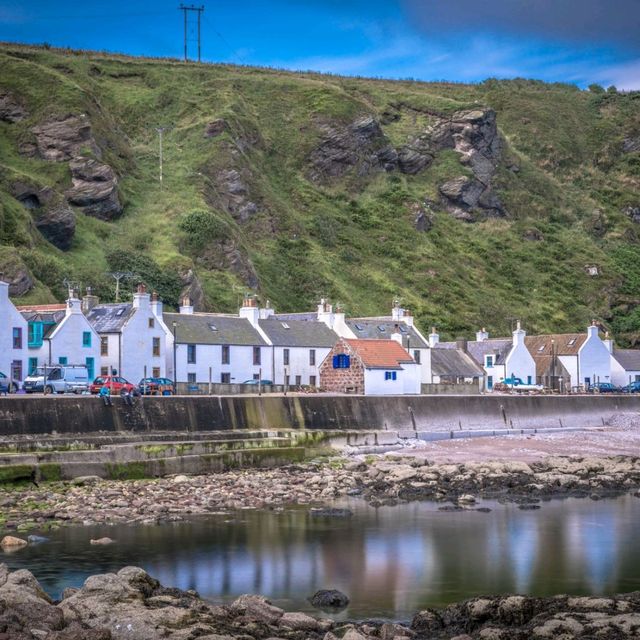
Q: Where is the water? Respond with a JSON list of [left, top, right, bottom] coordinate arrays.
[[3, 496, 640, 620]]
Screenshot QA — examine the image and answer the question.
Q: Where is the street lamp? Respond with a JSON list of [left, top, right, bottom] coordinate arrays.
[[172, 321, 178, 393]]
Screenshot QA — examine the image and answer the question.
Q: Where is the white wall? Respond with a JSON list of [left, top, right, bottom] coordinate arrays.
[[504, 344, 537, 385], [610, 356, 640, 386], [271, 346, 331, 385], [578, 328, 611, 386], [558, 355, 579, 388], [0, 282, 27, 381], [363, 366, 419, 395]]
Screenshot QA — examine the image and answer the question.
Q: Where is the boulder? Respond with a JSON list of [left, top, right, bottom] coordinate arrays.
[[0, 92, 27, 122], [622, 136, 640, 153], [0, 535, 28, 549], [90, 537, 115, 545], [279, 611, 325, 631], [623, 206, 640, 224], [309, 589, 350, 610], [31, 115, 101, 162], [65, 158, 122, 221], [230, 594, 284, 624], [2, 262, 34, 297]]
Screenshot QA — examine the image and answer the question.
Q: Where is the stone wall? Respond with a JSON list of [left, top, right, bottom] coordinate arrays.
[[319, 339, 364, 393]]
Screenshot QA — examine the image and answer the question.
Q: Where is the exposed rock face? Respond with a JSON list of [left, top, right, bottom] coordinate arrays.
[[66, 158, 122, 221], [1, 259, 34, 297], [31, 115, 101, 162], [179, 269, 206, 311], [623, 136, 640, 153], [0, 92, 27, 122], [411, 201, 435, 232], [212, 168, 259, 224], [623, 206, 640, 224], [10, 182, 76, 250], [204, 118, 227, 138], [309, 116, 397, 182], [397, 136, 434, 174]]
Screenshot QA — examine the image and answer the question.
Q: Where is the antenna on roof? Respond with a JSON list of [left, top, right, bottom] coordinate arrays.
[[106, 272, 135, 303]]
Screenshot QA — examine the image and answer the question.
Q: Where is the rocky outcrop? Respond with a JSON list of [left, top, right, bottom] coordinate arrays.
[[410, 201, 435, 232], [0, 255, 34, 297], [308, 116, 397, 183], [211, 168, 259, 224], [65, 158, 122, 221], [179, 269, 206, 311], [204, 118, 227, 138], [397, 136, 434, 174], [622, 136, 640, 154], [623, 206, 640, 224], [0, 92, 27, 122], [31, 115, 101, 162]]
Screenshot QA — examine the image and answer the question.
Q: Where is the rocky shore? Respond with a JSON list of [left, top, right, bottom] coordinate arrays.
[[1, 454, 639, 532], [1, 563, 639, 639]]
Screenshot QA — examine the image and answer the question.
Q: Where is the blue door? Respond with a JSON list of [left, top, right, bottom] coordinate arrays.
[[487, 375, 493, 390], [85, 357, 95, 381]]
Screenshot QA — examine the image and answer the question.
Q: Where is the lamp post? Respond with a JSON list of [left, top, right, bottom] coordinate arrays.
[[172, 321, 177, 394]]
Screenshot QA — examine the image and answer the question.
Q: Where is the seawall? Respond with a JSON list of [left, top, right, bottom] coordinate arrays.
[[1, 394, 639, 436]]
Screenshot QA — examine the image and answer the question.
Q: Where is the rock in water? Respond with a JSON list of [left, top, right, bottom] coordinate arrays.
[[309, 588, 350, 610], [90, 537, 115, 545], [0, 535, 28, 549]]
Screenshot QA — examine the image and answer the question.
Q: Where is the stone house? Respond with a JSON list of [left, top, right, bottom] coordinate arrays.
[[0, 279, 28, 385], [524, 323, 611, 390], [319, 337, 421, 395], [84, 284, 167, 382], [18, 289, 101, 380]]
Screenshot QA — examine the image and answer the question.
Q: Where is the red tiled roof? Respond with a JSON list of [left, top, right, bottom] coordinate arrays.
[[346, 339, 414, 369], [15, 304, 67, 312]]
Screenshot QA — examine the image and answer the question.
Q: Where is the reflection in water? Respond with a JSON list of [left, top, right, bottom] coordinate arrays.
[[3, 495, 640, 620]]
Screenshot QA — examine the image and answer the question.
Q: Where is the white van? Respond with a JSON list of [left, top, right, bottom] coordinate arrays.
[[23, 365, 90, 394]]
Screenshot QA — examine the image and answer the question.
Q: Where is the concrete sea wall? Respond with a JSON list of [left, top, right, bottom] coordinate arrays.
[[0, 394, 639, 436]]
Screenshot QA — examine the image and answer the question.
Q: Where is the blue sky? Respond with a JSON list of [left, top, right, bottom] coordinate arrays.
[[1, 0, 639, 89]]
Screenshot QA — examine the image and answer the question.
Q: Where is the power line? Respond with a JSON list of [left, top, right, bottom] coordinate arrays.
[[202, 13, 246, 65], [178, 4, 205, 62]]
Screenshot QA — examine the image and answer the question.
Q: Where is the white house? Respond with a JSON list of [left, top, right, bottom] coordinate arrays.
[[0, 279, 28, 386], [19, 289, 101, 381], [607, 340, 640, 387], [319, 337, 421, 395], [85, 284, 167, 382], [162, 298, 271, 385], [525, 322, 611, 389], [441, 323, 537, 391]]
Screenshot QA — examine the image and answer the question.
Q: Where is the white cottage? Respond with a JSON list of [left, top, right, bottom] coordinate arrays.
[[85, 285, 167, 382], [525, 322, 611, 390], [19, 290, 101, 381], [0, 280, 28, 388], [608, 345, 640, 387]]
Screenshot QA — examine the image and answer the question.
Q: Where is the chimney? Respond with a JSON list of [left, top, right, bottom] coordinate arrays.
[[317, 298, 335, 328], [391, 300, 404, 322], [150, 291, 163, 319], [587, 319, 599, 340], [391, 324, 403, 346], [456, 337, 468, 352], [66, 288, 82, 315], [179, 296, 194, 315], [512, 320, 525, 346], [132, 282, 150, 309], [239, 294, 259, 326], [429, 326, 439, 348], [476, 327, 489, 342], [259, 299, 275, 319], [0, 279, 8, 302], [403, 308, 414, 327], [603, 330, 614, 354], [81, 286, 99, 313]]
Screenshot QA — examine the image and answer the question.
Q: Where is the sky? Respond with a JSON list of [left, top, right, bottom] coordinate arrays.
[[1, 0, 639, 89]]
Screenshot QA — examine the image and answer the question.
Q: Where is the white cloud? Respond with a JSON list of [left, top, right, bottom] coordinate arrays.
[[592, 58, 640, 90]]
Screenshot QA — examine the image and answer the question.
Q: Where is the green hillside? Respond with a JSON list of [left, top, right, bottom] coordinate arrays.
[[1, 43, 639, 342]]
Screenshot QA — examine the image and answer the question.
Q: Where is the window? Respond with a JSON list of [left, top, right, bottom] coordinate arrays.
[[187, 344, 196, 363], [100, 336, 109, 356], [377, 325, 386, 332], [28, 357, 38, 375], [384, 371, 397, 381], [413, 350, 421, 364], [283, 348, 290, 365], [309, 349, 316, 366], [209, 324, 218, 331], [295, 375, 302, 386], [28, 322, 44, 348], [82, 331, 91, 348], [354, 324, 364, 332], [100, 366, 109, 376], [222, 345, 230, 364], [12, 327, 22, 349], [332, 354, 350, 369], [253, 347, 261, 365], [152, 337, 161, 357], [187, 373, 196, 383], [281, 322, 290, 329], [537, 345, 545, 352], [221, 372, 231, 383], [11, 360, 22, 382], [253, 373, 260, 380], [527, 376, 532, 384], [152, 367, 161, 378], [487, 375, 493, 390], [284, 375, 290, 386], [568, 338, 577, 346], [58, 356, 68, 365], [148, 317, 155, 328], [85, 357, 95, 380], [485, 355, 494, 368], [309, 375, 317, 387]]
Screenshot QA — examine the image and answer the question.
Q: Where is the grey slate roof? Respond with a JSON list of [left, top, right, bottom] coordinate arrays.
[[272, 312, 318, 321], [258, 318, 338, 348], [20, 309, 66, 338], [346, 318, 429, 349], [612, 348, 640, 371], [431, 347, 485, 378], [164, 313, 267, 346], [86, 303, 134, 333], [465, 338, 513, 367]]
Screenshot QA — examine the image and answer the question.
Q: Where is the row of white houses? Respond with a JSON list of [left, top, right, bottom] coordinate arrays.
[[1, 279, 640, 394]]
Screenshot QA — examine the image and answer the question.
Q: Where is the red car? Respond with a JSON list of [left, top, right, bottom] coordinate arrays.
[[89, 375, 136, 395]]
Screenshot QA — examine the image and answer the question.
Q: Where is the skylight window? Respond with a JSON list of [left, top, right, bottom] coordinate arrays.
[[281, 322, 290, 329], [538, 345, 545, 352], [354, 323, 364, 331], [399, 325, 408, 333], [378, 325, 386, 332], [209, 324, 218, 331], [116, 309, 125, 316], [567, 338, 576, 346]]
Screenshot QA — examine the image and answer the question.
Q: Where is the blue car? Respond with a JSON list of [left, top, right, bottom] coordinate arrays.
[[0, 371, 18, 394], [621, 381, 640, 393]]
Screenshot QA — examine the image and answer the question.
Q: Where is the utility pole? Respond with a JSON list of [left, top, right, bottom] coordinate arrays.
[[178, 4, 205, 62], [107, 272, 134, 303], [153, 126, 173, 189]]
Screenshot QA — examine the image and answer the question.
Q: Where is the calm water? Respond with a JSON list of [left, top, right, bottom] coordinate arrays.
[[3, 496, 640, 620]]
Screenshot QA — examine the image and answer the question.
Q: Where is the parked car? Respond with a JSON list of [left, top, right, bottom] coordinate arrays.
[[621, 381, 640, 394], [24, 365, 90, 394], [0, 371, 18, 394], [242, 379, 274, 386], [495, 376, 543, 392], [588, 382, 620, 393], [89, 375, 135, 395], [138, 377, 174, 395]]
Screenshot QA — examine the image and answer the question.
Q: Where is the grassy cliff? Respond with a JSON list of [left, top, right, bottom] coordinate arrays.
[[1, 43, 639, 342]]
